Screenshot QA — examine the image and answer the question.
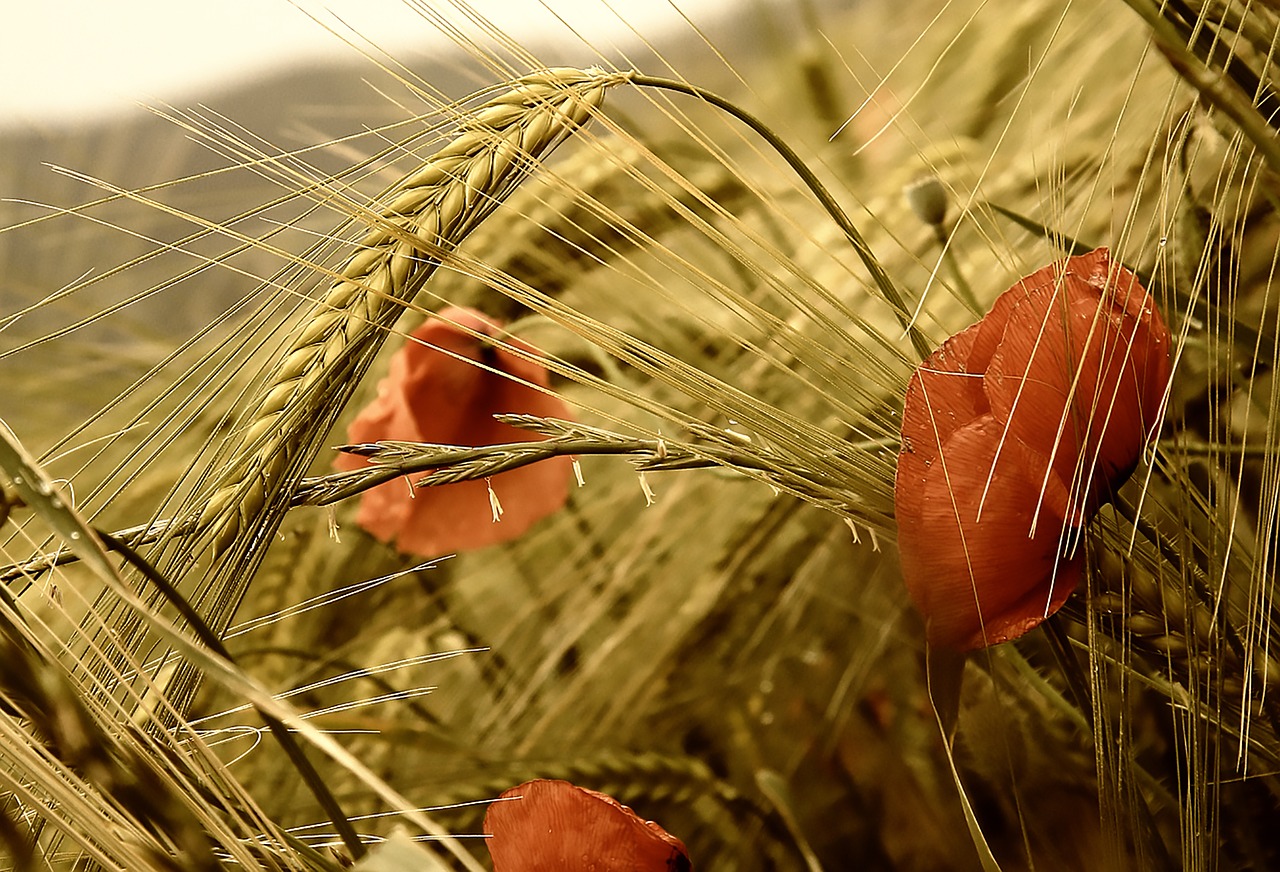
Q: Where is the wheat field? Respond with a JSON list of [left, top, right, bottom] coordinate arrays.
[[1, 0, 1278, 869]]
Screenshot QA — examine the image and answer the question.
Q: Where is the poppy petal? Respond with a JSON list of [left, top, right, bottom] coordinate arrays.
[[896, 322, 987, 526], [484, 779, 691, 872], [982, 281, 1094, 514], [898, 416, 1081, 650], [983, 252, 1169, 515], [895, 248, 1165, 649], [1081, 252, 1173, 447], [967, 256, 1067, 371], [336, 307, 573, 556]]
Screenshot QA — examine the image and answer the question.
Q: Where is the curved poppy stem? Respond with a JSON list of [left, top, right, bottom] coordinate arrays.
[[626, 73, 932, 361], [939, 238, 980, 314]]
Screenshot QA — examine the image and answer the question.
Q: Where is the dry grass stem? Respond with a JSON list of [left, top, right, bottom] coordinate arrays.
[[316, 414, 866, 515]]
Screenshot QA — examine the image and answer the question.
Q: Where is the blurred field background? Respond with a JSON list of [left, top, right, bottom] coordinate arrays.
[[2, 0, 1279, 869]]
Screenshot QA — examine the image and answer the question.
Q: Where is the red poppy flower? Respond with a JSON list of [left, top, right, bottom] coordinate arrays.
[[484, 779, 691, 872], [334, 307, 572, 557], [895, 248, 1171, 650]]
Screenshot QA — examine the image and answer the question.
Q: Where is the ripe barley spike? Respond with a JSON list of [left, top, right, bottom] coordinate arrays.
[[196, 68, 621, 561]]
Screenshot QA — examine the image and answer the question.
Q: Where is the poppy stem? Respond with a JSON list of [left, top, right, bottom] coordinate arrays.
[[938, 237, 981, 314], [627, 74, 933, 361]]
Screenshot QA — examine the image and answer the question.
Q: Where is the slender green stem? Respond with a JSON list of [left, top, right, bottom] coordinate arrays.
[[939, 236, 980, 313], [627, 73, 932, 361], [1043, 615, 1094, 720]]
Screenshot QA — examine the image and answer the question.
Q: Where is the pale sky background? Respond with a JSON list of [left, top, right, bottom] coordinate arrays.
[[5, 0, 741, 126]]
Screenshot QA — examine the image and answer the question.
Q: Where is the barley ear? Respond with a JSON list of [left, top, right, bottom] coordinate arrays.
[[195, 68, 623, 560]]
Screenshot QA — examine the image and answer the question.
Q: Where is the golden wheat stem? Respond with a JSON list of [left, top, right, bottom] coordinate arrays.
[[100, 530, 365, 860], [4, 417, 879, 585]]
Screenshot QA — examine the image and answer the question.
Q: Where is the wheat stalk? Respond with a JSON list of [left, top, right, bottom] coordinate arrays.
[[194, 68, 623, 561], [308, 415, 870, 516]]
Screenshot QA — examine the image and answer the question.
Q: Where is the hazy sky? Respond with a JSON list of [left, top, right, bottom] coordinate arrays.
[[7, 0, 737, 125]]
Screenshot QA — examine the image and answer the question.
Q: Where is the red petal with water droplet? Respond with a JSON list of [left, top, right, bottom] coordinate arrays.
[[898, 415, 1082, 649], [895, 247, 1169, 649], [896, 321, 986, 526], [335, 307, 572, 556], [983, 250, 1170, 516], [484, 779, 692, 872]]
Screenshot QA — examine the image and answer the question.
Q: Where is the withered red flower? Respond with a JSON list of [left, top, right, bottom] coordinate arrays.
[[335, 307, 572, 557], [484, 779, 692, 872], [895, 248, 1171, 650]]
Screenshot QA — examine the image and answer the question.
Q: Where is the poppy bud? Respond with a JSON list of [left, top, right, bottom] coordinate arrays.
[[894, 248, 1170, 649], [484, 779, 692, 871], [335, 307, 573, 557], [904, 174, 950, 230]]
